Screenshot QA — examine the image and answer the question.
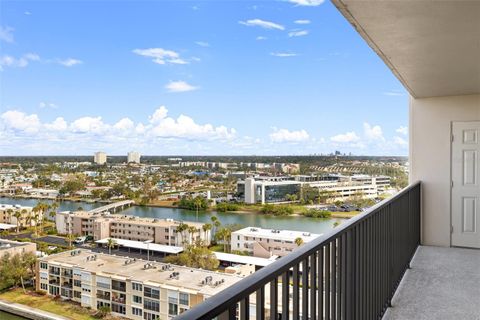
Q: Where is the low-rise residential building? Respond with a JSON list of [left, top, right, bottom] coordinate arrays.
[[0, 203, 40, 227], [231, 227, 321, 258], [0, 239, 37, 258], [36, 249, 244, 319], [56, 212, 211, 246]]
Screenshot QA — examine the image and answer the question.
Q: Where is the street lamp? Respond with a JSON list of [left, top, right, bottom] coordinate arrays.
[[144, 239, 153, 261]]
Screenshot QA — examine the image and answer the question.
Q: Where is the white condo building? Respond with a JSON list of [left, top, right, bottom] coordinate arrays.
[[94, 152, 107, 165], [127, 151, 141, 164], [231, 227, 321, 258]]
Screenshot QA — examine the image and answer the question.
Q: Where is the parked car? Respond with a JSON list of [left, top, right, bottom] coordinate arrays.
[[74, 236, 87, 244]]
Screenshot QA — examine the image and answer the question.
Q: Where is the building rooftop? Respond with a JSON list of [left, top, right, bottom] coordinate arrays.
[[0, 239, 32, 250], [233, 227, 321, 242], [95, 238, 184, 254], [41, 249, 245, 296]]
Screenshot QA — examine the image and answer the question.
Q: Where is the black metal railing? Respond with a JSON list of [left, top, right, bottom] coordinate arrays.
[[176, 182, 421, 320]]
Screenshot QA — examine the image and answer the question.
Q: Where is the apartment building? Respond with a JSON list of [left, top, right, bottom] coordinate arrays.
[[36, 249, 244, 320], [231, 227, 321, 258], [0, 239, 36, 258], [127, 152, 141, 164], [56, 212, 210, 246], [0, 203, 40, 227], [94, 152, 107, 165]]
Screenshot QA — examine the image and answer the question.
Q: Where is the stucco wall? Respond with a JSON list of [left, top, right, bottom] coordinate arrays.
[[410, 94, 480, 246]]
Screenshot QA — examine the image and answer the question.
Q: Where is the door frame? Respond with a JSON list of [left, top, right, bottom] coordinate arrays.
[[450, 120, 480, 248]]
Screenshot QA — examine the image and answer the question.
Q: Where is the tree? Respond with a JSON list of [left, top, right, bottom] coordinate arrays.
[[202, 223, 212, 244], [106, 238, 117, 254], [67, 233, 76, 249], [188, 226, 197, 245], [176, 222, 189, 246], [194, 196, 203, 222], [165, 245, 219, 270], [295, 237, 304, 247], [13, 211, 22, 233], [215, 227, 232, 253]]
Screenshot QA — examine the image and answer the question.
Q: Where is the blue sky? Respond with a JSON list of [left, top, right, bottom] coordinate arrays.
[[0, 0, 409, 156]]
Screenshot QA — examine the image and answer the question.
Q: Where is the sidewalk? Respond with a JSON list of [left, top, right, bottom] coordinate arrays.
[[0, 299, 70, 320]]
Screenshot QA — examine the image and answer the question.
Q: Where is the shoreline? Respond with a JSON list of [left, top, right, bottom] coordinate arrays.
[[0, 194, 354, 220]]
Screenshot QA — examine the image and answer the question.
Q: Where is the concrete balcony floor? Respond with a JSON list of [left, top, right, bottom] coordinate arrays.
[[383, 246, 480, 320]]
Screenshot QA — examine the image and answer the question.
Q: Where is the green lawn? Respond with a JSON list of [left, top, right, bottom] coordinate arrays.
[[0, 288, 96, 320]]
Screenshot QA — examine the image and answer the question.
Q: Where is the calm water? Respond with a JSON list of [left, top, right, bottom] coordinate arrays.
[[0, 311, 28, 320], [0, 197, 342, 234]]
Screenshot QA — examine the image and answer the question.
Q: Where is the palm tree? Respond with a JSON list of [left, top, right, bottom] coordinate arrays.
[[188, 226, 197, 245], [295, 237, 304, 247], [210, 216, 221, 235], [176, 222, 189, 246], [216, 227, 231, 253], [66, 233, 76, 249], [13, 211, 22, 233], [202, 223, 212, 245], [106, 238, 117, 255], [194, 197, 203, 222], [6, 208, 14, 229], [50, 202, 59, 221]]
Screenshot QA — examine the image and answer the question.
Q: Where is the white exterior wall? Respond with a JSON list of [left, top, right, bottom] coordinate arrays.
[[245, 178, 255, 204], [410, 94, 480, 247]]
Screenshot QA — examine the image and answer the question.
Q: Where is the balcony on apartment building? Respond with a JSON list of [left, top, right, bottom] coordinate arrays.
[[177, 1, 480, 319]]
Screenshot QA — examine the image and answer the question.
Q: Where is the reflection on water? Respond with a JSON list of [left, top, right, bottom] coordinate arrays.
[[0, 197, 342, 234]]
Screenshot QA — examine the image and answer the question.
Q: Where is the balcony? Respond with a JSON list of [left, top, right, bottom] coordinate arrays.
[[177, 182, 421, 320], [384, 246, 480, 320]]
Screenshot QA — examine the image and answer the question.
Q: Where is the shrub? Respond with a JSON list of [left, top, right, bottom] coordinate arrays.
[[260, 204, 294, 216], [215, 202, 240, 212], [303, 209, 332, 219]]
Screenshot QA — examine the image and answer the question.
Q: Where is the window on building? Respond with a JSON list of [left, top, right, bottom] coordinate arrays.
[[74, 280, 82, 287], [40, 262, 48, 269], [132, 307, 143, 316], [133, 295, 142, 304], [74, 291, 81, 299], [40, 283, 48, 290], [168, 302, 178, 316], [132, 282, 143, 291], [143, 312, 160, 320], [112, 303, 126, 315], [144, 298, 160, 312], [144, 287, 159, 299], [179, 293, 189, 306]]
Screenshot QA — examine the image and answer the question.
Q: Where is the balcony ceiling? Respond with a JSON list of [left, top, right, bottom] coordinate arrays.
[[332, 0, 480, 98]]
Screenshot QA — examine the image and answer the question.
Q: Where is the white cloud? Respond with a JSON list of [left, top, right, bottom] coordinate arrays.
[[39, 102, 58, 109], [45, 117, 67, 131], [58, 58, 82, 67], [165, 81, 199, 93], [330, 131, 360, 143], [133, 48, 188, 65], [288, 0, 325, 6], [70, 116, 108, 134], [288, 30, 309, 37], [256, 36, 267, 41], [363, 122, 385, 141], [1, 110, 41, 133], [396, 126, 408, 135], [270, 52, 297, 57], [270, 128, 310, 143], [0, 26, 14, 43], [294, 19, 311, 25], [0, 53, 40, 69], [113, 118, 134, 131], [195, 41, 210, 47], [24, 11, 32, 15], [393, 136, 408, 147], [239, 19, 285, 30], [0, 106, 238, 154]]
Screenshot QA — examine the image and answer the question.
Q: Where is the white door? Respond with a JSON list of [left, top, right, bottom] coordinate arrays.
[[452, 122, 480, 248]]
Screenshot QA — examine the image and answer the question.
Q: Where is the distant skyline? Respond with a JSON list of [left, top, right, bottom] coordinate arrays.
[[0, 1, 409, 156]]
